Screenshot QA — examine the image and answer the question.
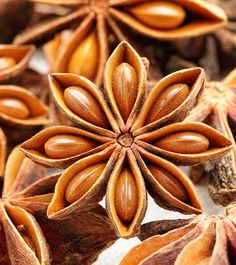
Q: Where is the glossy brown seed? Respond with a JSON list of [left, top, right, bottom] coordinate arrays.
[[64, 86, 109, 128], [155, 131, 210, 154], [0, 57, 16, 72], [44, 134, 97, 159], [112, 62, 138, 122], [115, 168, 138, 223], [65, 163, 106, 203], [0, 97, 30, 119], [128, 1, 186, 30], [147, 163, 188, 202], [68, 31, 98, 80], [146, 83, 190, 124]]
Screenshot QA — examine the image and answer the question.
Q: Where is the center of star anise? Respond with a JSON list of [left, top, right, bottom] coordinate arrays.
[[90, 0, 108, 14], [117, 132, 134, 147]]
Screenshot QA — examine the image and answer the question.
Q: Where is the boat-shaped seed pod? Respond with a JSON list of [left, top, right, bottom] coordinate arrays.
[[120, 203, 236, 265], [0, 45, 35, 82], [21, 125, 115, 168], [22, 41, 232, 238], [14, 0, 227, 86], [0, 85, 49, 146]]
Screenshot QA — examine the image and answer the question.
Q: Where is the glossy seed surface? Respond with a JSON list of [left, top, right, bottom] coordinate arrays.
[[64, 86, 109, 128], [44, 134, 97, 159], [115, 168, 138, 223], [147, 163, 188, 202], [65, 163, 106, 203], [129, 1, 186, 30], [112, 62, 138, 122], [68, 31, 98, 80], [0, 57, 16, 72], [0, 97, 30, 119], [155, 131, 210, 154], [146, 83, 190, 124]]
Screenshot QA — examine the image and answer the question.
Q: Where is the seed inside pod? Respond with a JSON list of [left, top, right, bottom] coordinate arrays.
[[68, 31, 98, 80], [64, 86, 109, 128], [128, 1, 186, 30], [115, 168, 138, 223], [112, 62, 138, 122], [65, 163, 106, 203], [44, 134, 97, 159], [154, 131, 210, 154], [0, 57, 16, 72], [146, 83, 190, 124], [0, 97, 30, 119], [147, 163, 188, 202]]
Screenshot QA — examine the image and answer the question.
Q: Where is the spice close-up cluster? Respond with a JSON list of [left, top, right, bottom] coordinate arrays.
[[0, 0, 236, 264]]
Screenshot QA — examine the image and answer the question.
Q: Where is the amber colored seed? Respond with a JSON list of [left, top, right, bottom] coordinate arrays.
[[128, 1, 186, 30], [0, 57, 16, 72], [64, 86, 109, 128], [65, 163, 106, 203], [0, 97, 30, 119], [155, 131, 210, 154], [147, 163, 188, 202], [112, 62, 138, 122], [44, 134, 97, 159], [115, 168, 138, 223], [146, 83, 190, 124], [68, 31, 98, 81]]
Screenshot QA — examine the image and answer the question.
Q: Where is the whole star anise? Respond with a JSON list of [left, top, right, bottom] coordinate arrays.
[[21, 41, 232, 238], [14, 0, 227, 86], [120, 202, 236, 265], [0, 146, 116, 265], [186, 68, 236, 206]]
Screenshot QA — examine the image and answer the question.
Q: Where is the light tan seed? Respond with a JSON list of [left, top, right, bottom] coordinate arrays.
[[0, 97, 30, 119], [64, 86, 109, 128], [0, 57, 16, 72], [155, 131, 210, 154], [146, 83, 189, 124], [128, 1, 186, 29], [44, 134, 97, 159], [115, 168, 138, 223], [147, 163, 188, 202], [65, 163, 106, 203], [112, 62, 138, 122], [68, 31, 98, 80]]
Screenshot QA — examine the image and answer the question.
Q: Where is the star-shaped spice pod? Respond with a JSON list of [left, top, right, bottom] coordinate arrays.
[[22, 42, 232, 238], [186, 69, 236, 206], [0, 45, 49, 175], [0, 146, 116, 265], [121, 203, 236, 265], [14, 0, 227, 86]]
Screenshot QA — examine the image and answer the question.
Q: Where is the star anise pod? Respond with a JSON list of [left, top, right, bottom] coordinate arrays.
[[14, 0, 227, 86], [21, 41, 232, 238], [167, 0, 236, 80], [0, 44, 49, 175], [120, 202, 236, 265], [186, 68, 236, 206], [0, 146, 116, 265]]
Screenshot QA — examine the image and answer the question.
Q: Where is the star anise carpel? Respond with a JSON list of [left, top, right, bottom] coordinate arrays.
[[120, 202, 236, 265], [0, 44, 49, 176], [14, 0, 227, 86], [186, 68, 236, 206], [0, 146, 116, 265], [21, 41, 232, 238]]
